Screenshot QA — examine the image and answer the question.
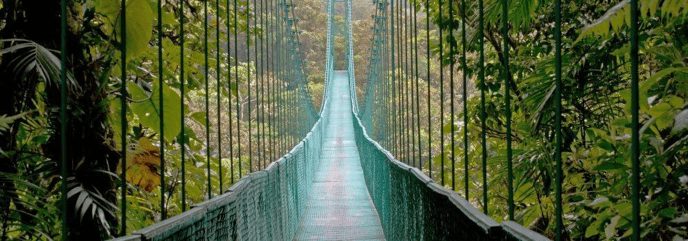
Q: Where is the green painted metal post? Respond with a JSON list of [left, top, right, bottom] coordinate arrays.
[[257, 0, 262, 170], [288, 7, 295, 145], [288, 5, 293, 148], [60, 0, 68, 238], [180, 0, 187, 212], [554, 0, 562, 238], [630, 0, 641, 239], [478, 0, 487, 215], [401, 0, 407, 164], [382, 1, 394, 146], [425, 0, 431, 179], [227, 0, 235, 184], [387, 1, 392, 149], [461, 0, 468, 200], [273, 0, 278, 159], [268, 0, 274, 162], [271, 0, 276, 161], [277, 0, 283, 156], [439, 0, 445, 186], [391, 0, 397, 159], [386, 0, 392, 150], [216, 0, 224, 191], [157, 0, 166, 220], [248, 0, 253, 173], [399, 0, 404, 161], [397, 0, 400, 160], [276, 0, 281, 156], [235, 0, 243, 179], [413, 0, 421, 170], [404, 0, 410, 164], [450, 0, 455, 191], [388, 3, 392, 149], [261, 0, 267, 169], [389, 0, 392, 149], [279, 3, 285, 156], [204, 0, 212, 200], [120, 0, 128, 235], [253, 0, 258, 171], [259, 0, 265, 170], [503, 0, 513, 221]]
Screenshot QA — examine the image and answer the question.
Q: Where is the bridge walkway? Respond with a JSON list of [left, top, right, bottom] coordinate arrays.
[[294, 71, 385, 240]]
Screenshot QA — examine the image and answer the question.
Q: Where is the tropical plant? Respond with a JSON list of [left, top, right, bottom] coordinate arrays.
[[422, 0, 688, 239]]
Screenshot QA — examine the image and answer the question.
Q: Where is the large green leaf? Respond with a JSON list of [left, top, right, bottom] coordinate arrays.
[[190, 111, 211, 128], [93, 0, 120, 25], [105, 0, 154, 59], [604, 215, 621, 240], [641, 67, 688, 93], [108, 97, 123, 149], [585, 217, 603, 238], [442, 122, 458, 134], [128, 81, 183, 142]]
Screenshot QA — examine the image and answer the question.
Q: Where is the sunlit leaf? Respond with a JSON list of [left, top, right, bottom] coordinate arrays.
[[128, 81, 183, 142], [126, 137, 161, 192], [113, 0, 154, 59]]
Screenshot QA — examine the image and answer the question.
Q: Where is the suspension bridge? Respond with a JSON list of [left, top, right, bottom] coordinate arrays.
[[41, 0, 650, 238], [97, 0, 550, 239]]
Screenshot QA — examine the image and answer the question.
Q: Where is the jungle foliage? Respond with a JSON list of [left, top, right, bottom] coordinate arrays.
[[0, 0, 687, 240], [0, 0, 291, 239], [414, 0, 688, 239]]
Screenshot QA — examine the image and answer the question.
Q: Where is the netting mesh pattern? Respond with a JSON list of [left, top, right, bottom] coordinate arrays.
[[352, 111, 551, 241], [124, 113, 326, 241], [119, 2, 334, 238]]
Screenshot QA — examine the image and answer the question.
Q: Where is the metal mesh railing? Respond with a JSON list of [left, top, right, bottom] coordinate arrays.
[[352, 105, 551, 241], [346, 4, 549, 236], [109, 0, 337, 238], [110, 0, 550, 239], [118, 113, 326, 241]]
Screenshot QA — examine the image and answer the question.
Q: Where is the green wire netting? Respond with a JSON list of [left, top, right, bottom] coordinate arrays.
[[352, 113, 552, 241], [126, 122, 325, 241], [110, 0, 552, 238], [111, 68, 550, 240]]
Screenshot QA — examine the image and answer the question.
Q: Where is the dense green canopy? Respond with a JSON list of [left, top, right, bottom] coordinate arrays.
[[0, 0, 687, 240]]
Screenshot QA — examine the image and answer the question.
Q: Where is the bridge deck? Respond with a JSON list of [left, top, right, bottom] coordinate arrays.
[[294, 71, 385, 240]]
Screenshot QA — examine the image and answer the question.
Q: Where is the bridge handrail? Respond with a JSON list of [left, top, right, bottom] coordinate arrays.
[[350, 91, 551, 240], [113, 94, 329, 241], [111, 0, 337, 238], [344, 8, 549, 237], [350, 105, 502, 239]]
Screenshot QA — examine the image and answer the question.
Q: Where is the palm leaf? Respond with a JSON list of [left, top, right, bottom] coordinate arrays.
[[0, 172, 58, 240], [0, 39, 78, 89], [575, 0, 688, 43], [575, 0, 630, 43], [67, 181, 118, 237]]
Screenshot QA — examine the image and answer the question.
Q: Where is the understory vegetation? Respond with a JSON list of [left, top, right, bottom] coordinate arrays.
[[0, 0, 686, 240], [407, 0, 688, 239]]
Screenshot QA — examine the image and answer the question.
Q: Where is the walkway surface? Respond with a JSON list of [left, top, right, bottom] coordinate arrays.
[[294, 71, 385, 240]]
